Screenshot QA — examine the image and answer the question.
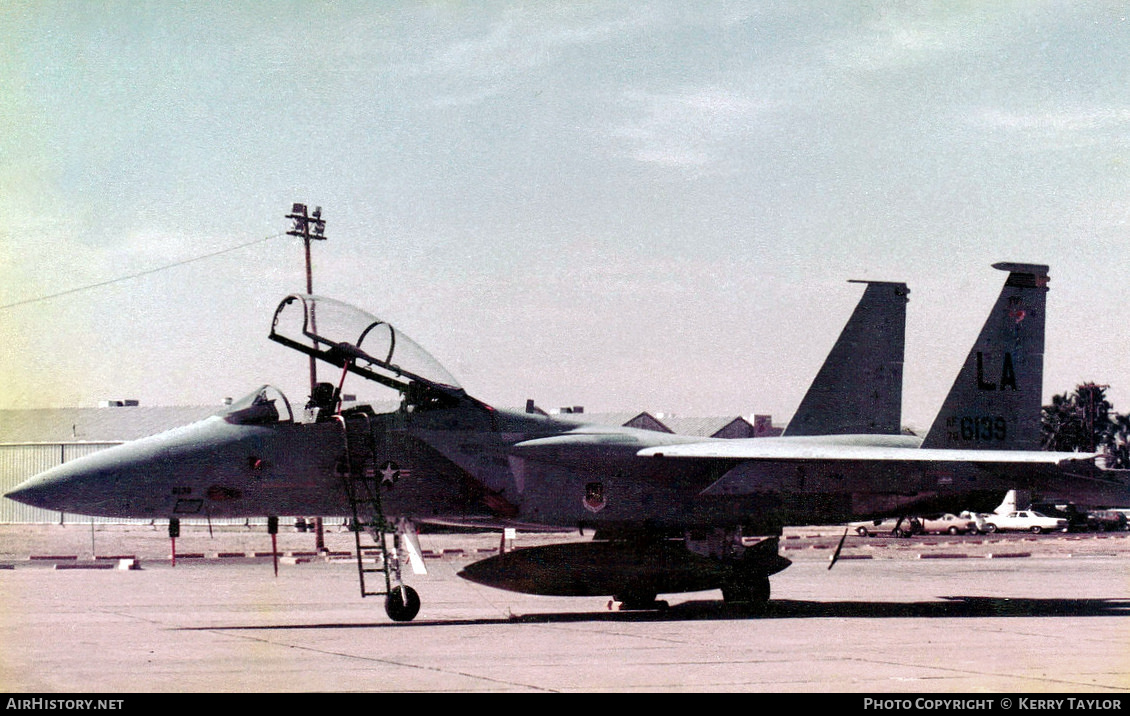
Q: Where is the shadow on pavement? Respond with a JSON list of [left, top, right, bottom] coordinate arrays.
[[181, 595, 1130, 631]]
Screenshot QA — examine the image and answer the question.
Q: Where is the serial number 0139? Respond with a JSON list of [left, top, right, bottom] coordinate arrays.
[[947, 415, 1007, 442]]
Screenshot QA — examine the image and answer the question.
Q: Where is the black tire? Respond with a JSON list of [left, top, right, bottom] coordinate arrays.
[[856, 526, 870, 537], [1030, 526, 1043, 534], [385, 585, 421, 622], [948, 526, 960, 535], [613, 586, 658, 610], [985, 524, 998, 533], [722, 574, 770, 606]]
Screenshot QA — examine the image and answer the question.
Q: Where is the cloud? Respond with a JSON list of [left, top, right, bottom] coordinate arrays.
[[610, 87, 773, 170], [975, 106, 1130, 132], [399, 6, 651, 86], [969, 105, 1130, 151]]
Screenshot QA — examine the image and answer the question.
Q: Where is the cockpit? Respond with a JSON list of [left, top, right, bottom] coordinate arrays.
[[268, 294, 465, 406]]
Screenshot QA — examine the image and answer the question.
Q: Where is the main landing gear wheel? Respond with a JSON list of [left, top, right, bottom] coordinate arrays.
[[722, 574, 771, 610], [611, 588, 661, 611], [385, 585, 421, 622]]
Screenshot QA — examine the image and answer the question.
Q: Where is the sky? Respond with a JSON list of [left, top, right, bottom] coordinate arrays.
[[3, 1, 1130, 434]]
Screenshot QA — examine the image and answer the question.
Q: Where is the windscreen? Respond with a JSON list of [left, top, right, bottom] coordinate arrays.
[[219, 385, 294, 424]]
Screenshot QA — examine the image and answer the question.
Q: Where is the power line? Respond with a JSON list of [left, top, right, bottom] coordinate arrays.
[[0, 232, 288, 311]]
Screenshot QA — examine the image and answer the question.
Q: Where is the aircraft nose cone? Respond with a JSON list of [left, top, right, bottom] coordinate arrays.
[[5, 472, 66, 511], [4, 450, 125, 515]]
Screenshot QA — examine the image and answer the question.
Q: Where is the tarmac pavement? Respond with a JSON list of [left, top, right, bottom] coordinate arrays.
[[2, 524, 1130, 692]]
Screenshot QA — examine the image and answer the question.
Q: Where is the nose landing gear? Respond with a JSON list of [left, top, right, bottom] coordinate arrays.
[[385, 585, 421, 622]]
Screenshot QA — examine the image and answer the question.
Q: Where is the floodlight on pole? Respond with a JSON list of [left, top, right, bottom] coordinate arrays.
[[286, 203, 327, 392], [286, 203, 329, 554]]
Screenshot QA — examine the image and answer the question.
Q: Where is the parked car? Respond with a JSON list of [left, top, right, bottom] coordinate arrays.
[[1105, 508, 1130, 525], [982, 510, 1069, 534], [959, 510, 991, 534], [1027, 502, 1128, 532], [850, 516, 922, 537], [1087, 510, 1128, 532], [918, 513, 979, 535], [1029, 502, 1091, 532]]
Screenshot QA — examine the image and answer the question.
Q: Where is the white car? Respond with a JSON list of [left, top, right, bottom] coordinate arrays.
[[959, 510, 991, 534], [983, 510, 1069, 534]]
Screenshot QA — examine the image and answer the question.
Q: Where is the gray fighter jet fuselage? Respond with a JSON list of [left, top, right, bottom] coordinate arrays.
[[8, 263, 1130, 620]]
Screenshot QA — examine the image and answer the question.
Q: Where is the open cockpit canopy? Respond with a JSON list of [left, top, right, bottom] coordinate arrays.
[[269, 294, 462, 397]]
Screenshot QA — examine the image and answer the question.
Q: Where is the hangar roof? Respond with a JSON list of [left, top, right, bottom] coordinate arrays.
[[0, 404, 780, 444], [0, 406, 219, 444], [661, 416, 751, 437]]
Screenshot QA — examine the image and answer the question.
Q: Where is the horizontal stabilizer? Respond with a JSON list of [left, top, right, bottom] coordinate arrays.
[[511, 428, 709, 467]]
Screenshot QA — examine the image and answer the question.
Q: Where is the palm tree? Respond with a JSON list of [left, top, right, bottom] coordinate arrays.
[[1041, 383, 1112, 453]]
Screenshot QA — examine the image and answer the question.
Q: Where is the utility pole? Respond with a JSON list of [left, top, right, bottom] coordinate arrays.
[[1080, 382, 1111, 453], [286, 203, 328, 553], [286, 203, 327, 391]]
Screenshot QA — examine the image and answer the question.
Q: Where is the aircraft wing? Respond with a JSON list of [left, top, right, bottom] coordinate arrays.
[[636, 440, 1111, 500], [636, 441, 1100, 466]]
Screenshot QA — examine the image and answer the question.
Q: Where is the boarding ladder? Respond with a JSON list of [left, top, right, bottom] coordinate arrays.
[[334, 411, 401, 600]]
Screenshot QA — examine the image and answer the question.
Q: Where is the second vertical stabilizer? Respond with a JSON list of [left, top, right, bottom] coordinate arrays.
[[922, 263, 1049, 450]]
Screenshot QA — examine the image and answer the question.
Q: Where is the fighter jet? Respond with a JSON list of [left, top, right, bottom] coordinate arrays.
[[7, 263, 1126, 621]]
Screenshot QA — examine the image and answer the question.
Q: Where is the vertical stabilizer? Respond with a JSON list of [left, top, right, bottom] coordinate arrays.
[[922, 263, 1049, 450], [784, 281, 908, 436], [992, 489, 1029, 514]]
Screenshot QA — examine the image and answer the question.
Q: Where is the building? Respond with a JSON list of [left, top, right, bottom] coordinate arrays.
[[0, 404, 217, 523]]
